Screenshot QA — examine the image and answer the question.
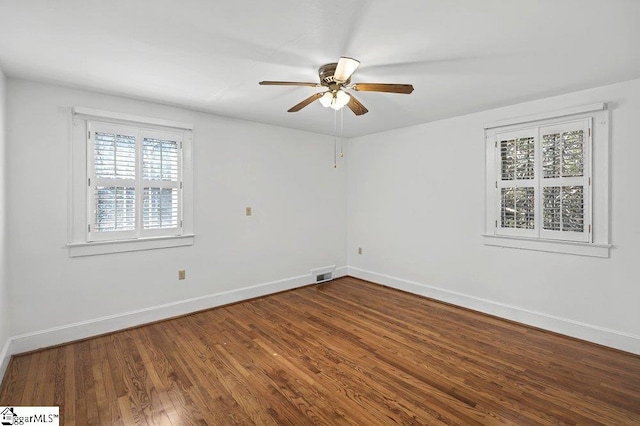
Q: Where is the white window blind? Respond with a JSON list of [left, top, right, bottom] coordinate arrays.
[[87, 121, 183, 242], [495, 129, 538, 238], [93, 130, 137, 235], [538, 121, 590, 242], [493, 118, 591, 242], [142, 136, 180, 233]]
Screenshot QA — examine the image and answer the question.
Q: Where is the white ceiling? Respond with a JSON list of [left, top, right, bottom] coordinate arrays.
[[1, 0, 638, 137]]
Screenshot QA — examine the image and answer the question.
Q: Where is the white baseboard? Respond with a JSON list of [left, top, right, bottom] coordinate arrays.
[[0, 266, 347, 381], [347, 266, 640, 355], [0, 338, 12, 384]]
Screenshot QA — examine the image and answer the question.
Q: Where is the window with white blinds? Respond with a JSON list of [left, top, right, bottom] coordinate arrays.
[[492, 118, 591, 243], [483, 103, 610, 257], [87, 121, 183, 242]]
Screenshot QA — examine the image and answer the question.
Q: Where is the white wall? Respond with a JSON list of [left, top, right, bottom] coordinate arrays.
[[348, 78, 640, 353], [4, 75, 639, 361], [6, 79, 347, 345], [0, 68, 9, 367]]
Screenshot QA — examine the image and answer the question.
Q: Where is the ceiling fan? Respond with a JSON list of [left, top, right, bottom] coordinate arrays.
[[259, 57, 414, 116]]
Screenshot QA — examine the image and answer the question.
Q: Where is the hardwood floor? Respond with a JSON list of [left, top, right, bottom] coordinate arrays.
[[1, 277, 640, 425]]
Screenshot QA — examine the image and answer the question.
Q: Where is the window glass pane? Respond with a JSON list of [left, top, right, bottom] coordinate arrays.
[[543, 186, 583, 232], [562, 130, 584, 177], [143, 187, 178, 229], [501, 187, 535, 229], [542, 186, 561, 230], [543, 130, 584, 178], [500, 137, 534, 180], [542, 134, 561, 178], [95, 186, 136, 231], [143, 138, 178, 181], [94, 132, 136, 179]]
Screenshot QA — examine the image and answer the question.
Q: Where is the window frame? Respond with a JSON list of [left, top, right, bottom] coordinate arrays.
[[483, 103, 611, 258], [69, 107, 194, 257]]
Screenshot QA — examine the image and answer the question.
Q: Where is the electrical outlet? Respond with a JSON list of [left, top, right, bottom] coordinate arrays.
[[358, 247, 363, 255], [246, 207, 252, 216], [178, 270, 186, 280]]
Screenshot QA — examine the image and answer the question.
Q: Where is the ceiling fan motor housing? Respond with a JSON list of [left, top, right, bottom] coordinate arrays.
[[319, 63, 351, 87]]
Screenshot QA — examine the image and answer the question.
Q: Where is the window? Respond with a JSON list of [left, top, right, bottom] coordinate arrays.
[[484, 103, 610, 257], [69, 108, 194, 256], [494, 119, 590, 242], [88, 122, 183, 241]]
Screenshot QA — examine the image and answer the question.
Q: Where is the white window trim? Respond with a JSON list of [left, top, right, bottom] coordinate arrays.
[[483, 103, 611, 257], [69, 108, 195, 257], [68, 234, 195, 257], [482, 235, 611, 258]]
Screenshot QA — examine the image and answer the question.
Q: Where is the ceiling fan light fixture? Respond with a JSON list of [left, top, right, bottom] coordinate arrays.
[[319, 92, 333, 108], [319, 90, 350, 110], [330, 90, 350, 110]]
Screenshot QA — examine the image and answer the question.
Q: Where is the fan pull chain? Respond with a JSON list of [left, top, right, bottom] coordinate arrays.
[[333, 108, 337, 168], [340, 108, 344, 158]]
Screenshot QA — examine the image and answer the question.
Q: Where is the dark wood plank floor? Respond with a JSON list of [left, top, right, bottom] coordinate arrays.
[[2, 277, 640, 425]]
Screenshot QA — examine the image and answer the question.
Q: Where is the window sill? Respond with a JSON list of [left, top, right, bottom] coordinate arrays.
[[68, 234, 195, 257], [482, 234, 611, 258]]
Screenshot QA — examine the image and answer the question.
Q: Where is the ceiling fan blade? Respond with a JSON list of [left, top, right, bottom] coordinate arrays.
[[288, 92, 324, 112], [334, 57, 360, 83], [346, 94, 368, 116], [352, 83, 414, 94], [259, 81, 321, 87]]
